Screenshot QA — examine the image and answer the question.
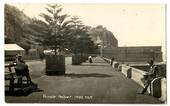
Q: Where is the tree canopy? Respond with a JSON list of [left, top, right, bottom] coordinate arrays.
[[29, 4, 97, 55], [5, 4, 31, 52], [5, 4, 99, 55]]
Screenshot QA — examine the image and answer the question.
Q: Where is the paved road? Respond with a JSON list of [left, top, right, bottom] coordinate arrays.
[[5, 57, 162, 103]]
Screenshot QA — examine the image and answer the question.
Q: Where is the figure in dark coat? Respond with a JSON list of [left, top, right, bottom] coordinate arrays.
[[14, 54, 32, 84], [110, 57, 115, 66]]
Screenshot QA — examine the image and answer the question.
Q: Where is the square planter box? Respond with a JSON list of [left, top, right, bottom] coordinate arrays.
[[72, 54, 82, 65], [46, 55, 65, 75]]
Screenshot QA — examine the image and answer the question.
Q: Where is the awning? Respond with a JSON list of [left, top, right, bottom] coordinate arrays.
[[5, 44, 24, 51]]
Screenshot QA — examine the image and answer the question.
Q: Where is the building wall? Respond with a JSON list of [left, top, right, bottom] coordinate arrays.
[[5, 51, 24, 61], [103, 46, 163, 62]]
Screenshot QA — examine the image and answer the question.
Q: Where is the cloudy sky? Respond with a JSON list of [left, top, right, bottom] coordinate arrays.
[[10, 3, 166, 59]]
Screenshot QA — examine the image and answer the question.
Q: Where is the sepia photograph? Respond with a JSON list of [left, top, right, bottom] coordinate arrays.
[[4, 2, 166, 104]]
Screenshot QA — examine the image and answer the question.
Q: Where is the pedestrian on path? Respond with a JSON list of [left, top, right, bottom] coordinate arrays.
[[110, 57, 114, 66], [88, 56, 93, 63], [140, 60, 158, 94]]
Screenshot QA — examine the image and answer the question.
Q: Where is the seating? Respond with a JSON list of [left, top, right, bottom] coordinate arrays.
[[5, 64, 29, 91]]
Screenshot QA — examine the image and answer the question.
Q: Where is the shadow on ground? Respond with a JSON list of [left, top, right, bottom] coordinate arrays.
[[5, 84, 44, 97], [30, 68, 46, 79], [81, 64, 109, 67], [64, 73, 113, 78]]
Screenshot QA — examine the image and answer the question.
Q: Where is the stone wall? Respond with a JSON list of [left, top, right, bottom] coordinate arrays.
[[159, 78, 167, 102], [103, 57, 166, 102], [103, 46, 163, 62], [120, 64, 166, 102], [130, 63, 166, 78]]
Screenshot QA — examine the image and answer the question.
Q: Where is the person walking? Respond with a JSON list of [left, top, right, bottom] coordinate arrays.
[[88, 56, 93, 63], [110, 57, 115, 66]]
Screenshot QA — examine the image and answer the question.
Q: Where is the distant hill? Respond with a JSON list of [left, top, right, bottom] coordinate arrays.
[[88, 25, 118, 48]]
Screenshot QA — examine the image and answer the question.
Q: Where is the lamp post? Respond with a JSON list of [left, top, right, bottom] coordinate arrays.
[[96, 37, 103, 57], [97, 44, 102, 57]]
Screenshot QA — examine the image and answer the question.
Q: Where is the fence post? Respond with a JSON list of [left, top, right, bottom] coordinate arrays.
[[127, 68, 132, 79]]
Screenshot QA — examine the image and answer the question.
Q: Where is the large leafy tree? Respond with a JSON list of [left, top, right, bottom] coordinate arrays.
[[5, 4, 23, 42], [5, 4, 31, 53]]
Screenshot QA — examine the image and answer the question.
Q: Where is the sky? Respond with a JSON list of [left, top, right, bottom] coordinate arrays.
[[10, 3, 166, 60]]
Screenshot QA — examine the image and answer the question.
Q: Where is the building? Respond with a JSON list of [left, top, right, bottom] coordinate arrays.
[[5, 44, 25, 61]]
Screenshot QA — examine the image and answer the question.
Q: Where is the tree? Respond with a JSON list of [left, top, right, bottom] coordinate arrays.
[[70, 16, 97, 54], [5, 4, 31, 52], [69, 16, 84, 53], [5, 4, 23, 42], [19, 42, 31, 54], [5, 36, 15, 44], [38, 4, 73, 55]]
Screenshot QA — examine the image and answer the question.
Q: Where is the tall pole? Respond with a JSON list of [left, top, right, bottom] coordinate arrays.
[[101, 44, 103, 57], [101, 29, 105, 57], [98, 36, 103, 57]]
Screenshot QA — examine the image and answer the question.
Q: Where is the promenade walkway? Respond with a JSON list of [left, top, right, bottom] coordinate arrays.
[[5, 57, 162, 103]]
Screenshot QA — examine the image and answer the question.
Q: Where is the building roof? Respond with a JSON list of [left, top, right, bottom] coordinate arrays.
[[5, 44, 24, 51]]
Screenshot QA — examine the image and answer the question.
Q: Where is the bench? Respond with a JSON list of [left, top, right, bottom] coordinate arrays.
[[5, 63, 32, 92]]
